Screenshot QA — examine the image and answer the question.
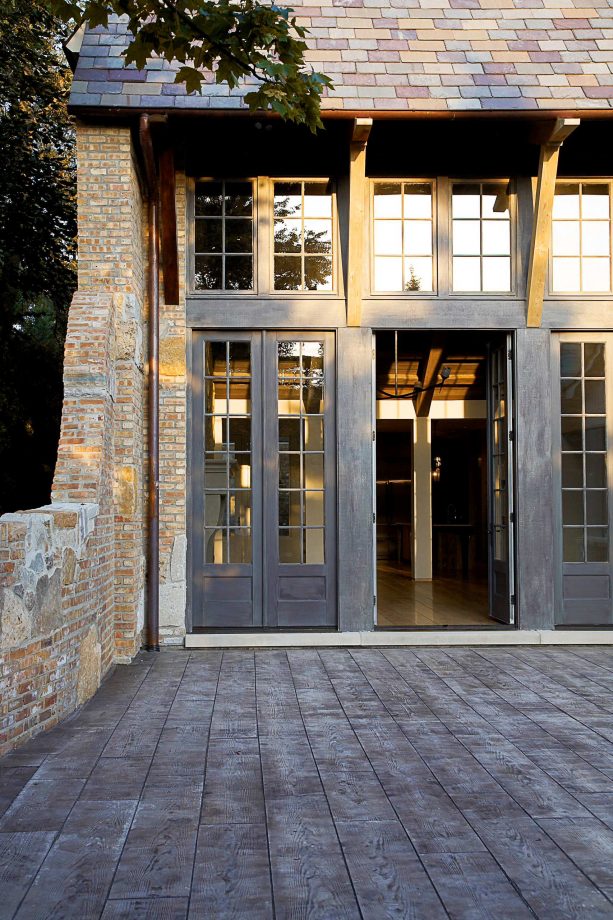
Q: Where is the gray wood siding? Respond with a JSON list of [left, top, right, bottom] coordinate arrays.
[[514, 328, 556, 630], [337, 328, 375, 632]]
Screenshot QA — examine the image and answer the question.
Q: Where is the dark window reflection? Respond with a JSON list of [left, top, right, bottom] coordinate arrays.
[[195, 180, 254, 291]]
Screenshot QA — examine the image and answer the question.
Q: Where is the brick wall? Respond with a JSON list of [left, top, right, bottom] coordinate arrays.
[[0, 124, 148, 753]]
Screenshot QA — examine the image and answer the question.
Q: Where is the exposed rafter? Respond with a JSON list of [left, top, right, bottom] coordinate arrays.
[[414, 339, 446, 417], [526, 117, 579, 328], [347, 117, 373, 327]]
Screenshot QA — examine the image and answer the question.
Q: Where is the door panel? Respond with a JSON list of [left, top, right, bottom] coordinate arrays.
[[555, 337, 612, 625], [191, 331, 336, 630], [488, 336, 515, 624], [191, 334, 262, 628], [264, 333, 337, 628]]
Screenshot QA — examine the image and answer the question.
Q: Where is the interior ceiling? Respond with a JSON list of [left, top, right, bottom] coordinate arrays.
[[376, 332, 493, 401]]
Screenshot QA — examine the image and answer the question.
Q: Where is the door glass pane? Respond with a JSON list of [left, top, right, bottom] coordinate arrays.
[[560, 341, 609, 563], [277, 340, 326, 564], [203, 341, 252, 565]]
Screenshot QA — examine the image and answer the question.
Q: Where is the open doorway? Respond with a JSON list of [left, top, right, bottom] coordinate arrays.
[[374, 331, 514, 628]]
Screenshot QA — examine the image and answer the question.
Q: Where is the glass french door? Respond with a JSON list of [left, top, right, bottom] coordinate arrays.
[[190, 331, 336, 629], [555, 335, 613, 625], [487, 336, 516, 624]]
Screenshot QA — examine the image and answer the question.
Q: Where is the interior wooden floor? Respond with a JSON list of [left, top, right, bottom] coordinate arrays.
[[376, 562, 498, 627]]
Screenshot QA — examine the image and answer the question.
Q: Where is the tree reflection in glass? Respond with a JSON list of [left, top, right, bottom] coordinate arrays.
[[273, 182, 333, 290]]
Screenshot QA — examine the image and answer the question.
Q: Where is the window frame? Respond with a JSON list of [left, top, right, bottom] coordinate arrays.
[[190, 177, 258, 296], [270, 177, 339, 297], [188, 177, 339, 297], [547, 178, 613, 300], [448, 178, 517, 298], [369, 178, 438, 296]]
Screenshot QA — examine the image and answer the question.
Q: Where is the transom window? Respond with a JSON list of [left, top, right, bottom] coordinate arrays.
[[552, 183, 612, 294], [273, 182, 333, 291], [372, 182, 434, 293], [452, 183, 511, 293], [194, 180, 254, 291]]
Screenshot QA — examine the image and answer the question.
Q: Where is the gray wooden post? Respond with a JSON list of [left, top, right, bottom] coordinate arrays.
[[514, 327, 556, 629], [337, 326, 375, 632]]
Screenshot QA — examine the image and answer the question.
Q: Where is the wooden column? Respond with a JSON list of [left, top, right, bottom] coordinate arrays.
[[347, 118, 372, 327], [337, 327, 375, 631], [526, 118, 579, 328], [514, 328, 556, 629]]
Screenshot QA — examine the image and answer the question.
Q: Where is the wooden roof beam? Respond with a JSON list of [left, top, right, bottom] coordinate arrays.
[[414, 339, 446, 418], [526, 117, 579, 328], [347, 117, 373, 327]]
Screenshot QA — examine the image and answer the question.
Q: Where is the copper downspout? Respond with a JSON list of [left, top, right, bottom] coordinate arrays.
[[139, 114, 160, 652]]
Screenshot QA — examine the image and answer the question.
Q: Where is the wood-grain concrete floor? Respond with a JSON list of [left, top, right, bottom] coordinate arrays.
[[3, 647, 613, 919]]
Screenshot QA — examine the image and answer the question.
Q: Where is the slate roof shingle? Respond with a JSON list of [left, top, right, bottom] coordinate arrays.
[[69, 2, 613, 113]]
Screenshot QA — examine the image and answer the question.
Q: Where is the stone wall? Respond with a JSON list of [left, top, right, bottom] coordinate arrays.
[[0, 124, 148, 753]]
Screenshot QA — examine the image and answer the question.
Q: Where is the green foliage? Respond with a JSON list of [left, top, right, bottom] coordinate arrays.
[[0, 0, 76, 514], [48, 0, 333, 131]]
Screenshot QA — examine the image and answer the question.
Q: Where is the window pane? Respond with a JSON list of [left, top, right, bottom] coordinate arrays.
[[582, 259, 610, 293], [552, 222, 579, 257], [228, 342, 250, 377], [274, 219, 301, 253], [374, 220, 402, 256], [405, 220, 432, 256], [585, 379, 606, 415], [584, 343, 605, 378], [561, 416, 582, 451], [482, 258, 511, 292], [553, 184, 580, 219], [205, 341, 227, 377], [196, 181, 223, 216], [304, 417, 324, 451], [563, 490, 584, 525], [304, 454, 324, 489], [225, 182, 253, 216], [205, 492, 227, 527], [587, 527, 608, 562], [586, 491, 608, 526], [229, 490, 250, 527], [562, 454, 583, 488], [582, 222, 610, 257], [374, 183, 402, 218], [274, 183, 302, 217], [303, 183, 332, 217], [229, 529, 251, 563], [553, 257, 580, 292], [586, 454, 607, 489], [225, 219, 252, 254], [304, 491, 324, 526], [274, 256, 302, 290], [225, 256, 253, 291], [305, 256, 332, 291], [279, 418, 301, 451], [453, 257, 480, 292], [280, 529, 302, 563], [482, 185, 509, 219], [404, 184, 432, 218], [452, 184, 480, 218], [205, 528, 227, 564], [560, 378, 582, 414], [279, 490, 301, 527], [482, 221, 510, 256], [375, 257, 402, 291], [453, 220, 480, 255], [405, 258, 433, 292], [227, 380, 250, 413], [560, 343, 582, 378], [583, 185, 609, 219], [279, 453, 301, 489], [563, 527, 585, 562], [304, 529, 324, 564], [228, 417, 251, 452], [195, 255, 222, 290], [585, 418, 606, 452], [304, 220, 332, 254], [196, 219, 222, 253]]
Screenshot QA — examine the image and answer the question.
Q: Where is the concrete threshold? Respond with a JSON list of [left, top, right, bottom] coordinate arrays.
[[185, 629, 613, 648]]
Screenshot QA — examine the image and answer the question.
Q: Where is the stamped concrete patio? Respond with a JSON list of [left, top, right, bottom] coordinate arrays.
[[3, 647, 613, 918]]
